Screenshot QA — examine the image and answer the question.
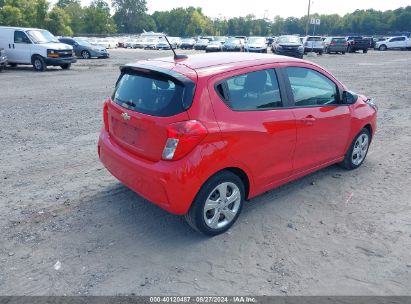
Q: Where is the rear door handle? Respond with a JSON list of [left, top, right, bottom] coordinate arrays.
[[301, 115, 316, 125]]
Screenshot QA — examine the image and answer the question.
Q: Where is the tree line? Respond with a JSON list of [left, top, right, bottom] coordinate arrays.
[[0, 0, 410, 37]]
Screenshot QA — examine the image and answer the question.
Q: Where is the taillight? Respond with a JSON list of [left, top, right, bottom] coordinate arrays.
[[330, 41, 336, 45], [103, 100, 109, 132], [162, 120, 208, 161]]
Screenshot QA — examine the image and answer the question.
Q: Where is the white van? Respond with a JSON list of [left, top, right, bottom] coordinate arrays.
[[0, 26, 77, 71]]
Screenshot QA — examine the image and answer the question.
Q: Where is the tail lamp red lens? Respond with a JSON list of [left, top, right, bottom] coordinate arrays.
[[103, 100, 110, 132], [162, 120, 208, 161]]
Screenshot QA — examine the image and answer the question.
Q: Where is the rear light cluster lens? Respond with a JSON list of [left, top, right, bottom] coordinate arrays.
[[162, 120, 208, 161], [103, 100, 110, 132]]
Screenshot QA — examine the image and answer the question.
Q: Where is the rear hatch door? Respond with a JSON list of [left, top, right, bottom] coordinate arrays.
[[107, 64, 196, 162]]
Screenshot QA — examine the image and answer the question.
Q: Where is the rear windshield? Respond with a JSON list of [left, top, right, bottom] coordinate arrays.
[[113, 72, 186, 117], [307, 37, 323, 41], [332, 38, 346, 43]]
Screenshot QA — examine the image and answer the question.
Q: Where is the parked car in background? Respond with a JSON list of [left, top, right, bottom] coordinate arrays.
[[156, 39, 172, 50], [0, 48, 7, 71], [223, 38, 244, 52], [302, 36, 324, 54], [244, 37, 267, 53], [144, 38, 159, 50], [345, 36, 369, 53], [180, 38, 196, 49], [98, 52, 377, 235], [194, 39, 209, 50], [0, 26, 76, 71], [205, 40, 223, 52], [272, 35, 304, 58], [132, 39, 147, 49], [375, 36, 411, 51], [59, 37, 109, 59], [169, 37, 182, 49], [323, 37, 348, 54]]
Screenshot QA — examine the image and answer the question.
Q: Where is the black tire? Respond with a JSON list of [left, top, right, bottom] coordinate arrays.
[[9, 63, 17, 67], [339, 128, 371, 170], [81, 50, 91, 59], [325, 47, 330, 54], [60, 63, 71, 70], [185, 171, 245, 236], [0, 66, 4, 72], [318, 51, 323, 55], [379, 45, 387, 51], [32, 55, 46, 72], [342, 51, 346, 55], [363, 49, 368, 53]]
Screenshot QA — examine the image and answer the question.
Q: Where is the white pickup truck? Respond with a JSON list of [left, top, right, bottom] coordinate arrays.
[[375, 36, 411, 51]]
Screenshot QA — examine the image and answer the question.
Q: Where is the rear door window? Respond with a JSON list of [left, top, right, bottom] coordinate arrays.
[[286, 67, 339, 107], [218, 69, 283, 111], [113, 72, 186, 117]]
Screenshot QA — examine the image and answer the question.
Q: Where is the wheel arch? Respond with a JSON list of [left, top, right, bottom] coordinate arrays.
[[31, 53, 44, 63], [363, 123, 373, 141], [203, 166, 252, 201]]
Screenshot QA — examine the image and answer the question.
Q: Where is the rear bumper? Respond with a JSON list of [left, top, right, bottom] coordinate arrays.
[[304, 47, 324, 53], [45, 56, 77, 66], [98, 130, 201, 215]]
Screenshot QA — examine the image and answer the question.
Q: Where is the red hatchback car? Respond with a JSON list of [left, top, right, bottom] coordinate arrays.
[[98, 53, 377, 235]]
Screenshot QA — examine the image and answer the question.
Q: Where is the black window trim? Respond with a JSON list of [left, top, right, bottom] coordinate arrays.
[[280, 66, 347, 109], [14, 30, 31, 44], [213, 68, 289, 112]]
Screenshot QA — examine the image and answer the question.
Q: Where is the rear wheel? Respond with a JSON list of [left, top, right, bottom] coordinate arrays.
[[60, 63, 71, 70], [340, 128, 371, 170], [363, 49, 368, 53], [342, 51, 346, 55], [9, 63, 17, 67], [32, 55, 46, 72], [81, 50, 91, 59], [379, 45, 387, 51], [185, 171, 245, 236]]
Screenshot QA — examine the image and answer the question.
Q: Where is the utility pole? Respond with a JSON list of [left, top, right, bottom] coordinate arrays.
[[305, 0, 311, 36]]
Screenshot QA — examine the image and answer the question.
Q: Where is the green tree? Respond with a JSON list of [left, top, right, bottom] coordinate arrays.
[[112, 0, 148, 33], [83, 0, 116, 34], [46, 6, 73, 36]]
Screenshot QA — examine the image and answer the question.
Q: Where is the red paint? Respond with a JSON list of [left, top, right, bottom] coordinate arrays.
[[98, 53, 377, 215]]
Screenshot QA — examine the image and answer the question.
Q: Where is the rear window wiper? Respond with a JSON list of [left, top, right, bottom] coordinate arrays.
[[115, 97, 136, 108]]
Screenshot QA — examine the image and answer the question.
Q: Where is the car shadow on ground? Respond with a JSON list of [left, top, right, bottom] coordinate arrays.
[[79, 164, 348, 245]]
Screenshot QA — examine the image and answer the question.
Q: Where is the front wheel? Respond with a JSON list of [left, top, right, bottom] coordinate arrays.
[[32, 55, 46, 72], [340, 128, 371, 170], [363, 49, 368, 53], [185, 171, 245, 236], [379, 45, 387, 51]]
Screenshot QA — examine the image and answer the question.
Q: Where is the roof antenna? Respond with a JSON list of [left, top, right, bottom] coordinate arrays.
[[164, 36, 188, 60]]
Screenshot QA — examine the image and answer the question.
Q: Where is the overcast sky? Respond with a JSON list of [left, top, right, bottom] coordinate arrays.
[[75, 0, 410, 18]]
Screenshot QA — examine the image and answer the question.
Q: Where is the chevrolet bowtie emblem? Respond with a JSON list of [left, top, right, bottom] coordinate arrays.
[[121, 112, 130, 120]]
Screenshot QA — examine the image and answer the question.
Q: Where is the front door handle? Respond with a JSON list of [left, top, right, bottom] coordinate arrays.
[[301, 115, 316, 125]]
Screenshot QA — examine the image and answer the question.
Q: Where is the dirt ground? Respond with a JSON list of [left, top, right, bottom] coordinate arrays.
[[0, 48, 410, 296]]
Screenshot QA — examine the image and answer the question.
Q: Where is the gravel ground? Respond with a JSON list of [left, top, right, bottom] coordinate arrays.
[[0, 49, 410, 296]]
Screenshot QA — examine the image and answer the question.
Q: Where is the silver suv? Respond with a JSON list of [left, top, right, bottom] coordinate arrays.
[[302, 36, 324, 54]]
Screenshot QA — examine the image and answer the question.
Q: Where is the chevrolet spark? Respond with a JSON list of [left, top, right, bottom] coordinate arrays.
[[98, 53, 377, 236]]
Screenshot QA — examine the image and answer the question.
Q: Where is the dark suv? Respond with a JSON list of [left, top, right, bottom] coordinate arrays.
[[272, 36, 304, 58]]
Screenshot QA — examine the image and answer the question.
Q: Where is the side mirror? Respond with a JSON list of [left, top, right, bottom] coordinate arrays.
[[342, 91, 358, 104]]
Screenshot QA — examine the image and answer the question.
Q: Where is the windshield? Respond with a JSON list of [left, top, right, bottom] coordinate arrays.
[[248, 37, 265, 44], [27, 30, 59, 44], [277, 36, 300, 44], [226, 38, 240, 44], [74, 38, 93, 47]]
